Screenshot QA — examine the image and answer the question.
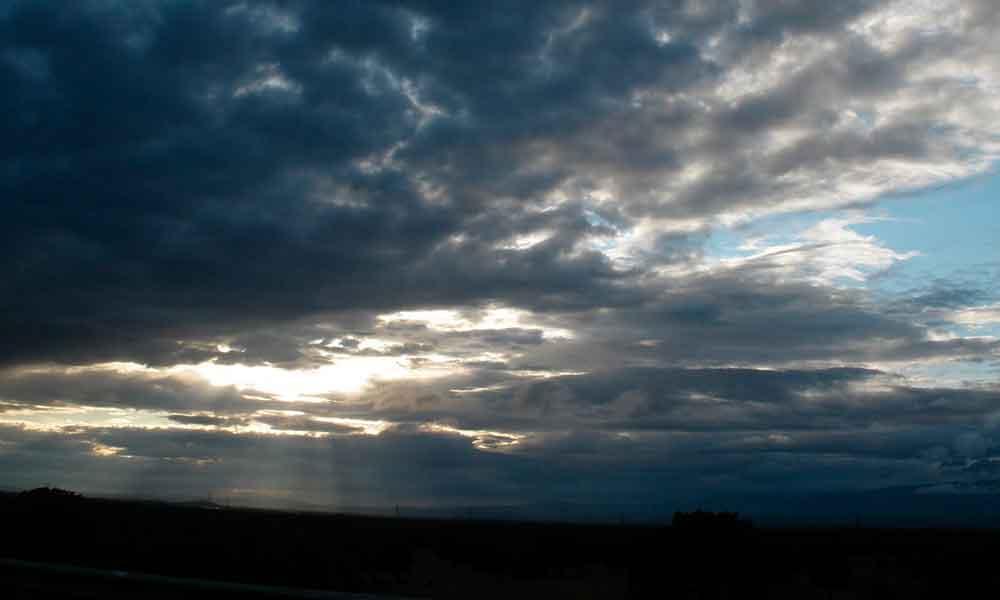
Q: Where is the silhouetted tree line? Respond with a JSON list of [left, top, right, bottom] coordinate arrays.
[[17, 487, 84, 503]]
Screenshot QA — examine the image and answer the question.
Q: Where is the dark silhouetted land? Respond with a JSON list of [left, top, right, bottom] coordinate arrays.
[[3, 488, 1000, 598]]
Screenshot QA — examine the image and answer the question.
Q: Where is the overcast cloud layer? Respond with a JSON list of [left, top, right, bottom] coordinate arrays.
[[2, 0, 999, 516]]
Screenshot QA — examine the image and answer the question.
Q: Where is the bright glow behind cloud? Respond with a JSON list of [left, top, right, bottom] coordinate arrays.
[[174, 357, 420, 400]]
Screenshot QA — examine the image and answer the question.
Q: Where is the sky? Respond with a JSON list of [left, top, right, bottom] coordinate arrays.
[[1, 0, 999, 519]]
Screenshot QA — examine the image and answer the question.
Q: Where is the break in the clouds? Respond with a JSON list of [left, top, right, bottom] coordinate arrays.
[[2, 0, 999, 517]]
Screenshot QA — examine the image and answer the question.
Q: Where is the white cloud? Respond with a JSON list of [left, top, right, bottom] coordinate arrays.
[[715, 214, 918, 284], [947, 305, 1000, 329]]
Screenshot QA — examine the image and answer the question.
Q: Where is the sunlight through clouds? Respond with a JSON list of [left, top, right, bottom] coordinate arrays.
[[175, 357, 426, 401], [377, 305, 575, 340], [3, 0, 999, 518], [420, 422, 525, 451]]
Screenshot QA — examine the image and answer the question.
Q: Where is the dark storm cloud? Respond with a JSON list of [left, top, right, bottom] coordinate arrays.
[[224, 269, 998, 377], [343, 364, 1000, 438], [1, 355, 995, 458], [0, 423, 551, 506], [0, 416, 986, 509], [3, 0, 999, 513], [6, 0, 990, 367], [0, 0, 640, 367], [499, 273, 1000, 375]]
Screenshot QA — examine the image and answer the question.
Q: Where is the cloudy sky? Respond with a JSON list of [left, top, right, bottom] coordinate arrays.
[[2, 0, 999, 515]]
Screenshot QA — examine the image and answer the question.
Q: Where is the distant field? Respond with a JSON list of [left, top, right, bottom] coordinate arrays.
[[3, 492, 1000, 598]]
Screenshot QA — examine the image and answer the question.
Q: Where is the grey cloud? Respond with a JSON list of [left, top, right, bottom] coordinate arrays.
[[3, 0, 999, 514], [0, 423, 551, 506], [0, 1, 638, 367], [167, 413, 249, 427], [0, 367, 263, 415], [252, 414, 363, 434], [0, 420, 958, 509], [8, 0, 993, 367], [512, 273, 1000, 372], [312, 363, 1000, 442], [0, 362, 996, 508]]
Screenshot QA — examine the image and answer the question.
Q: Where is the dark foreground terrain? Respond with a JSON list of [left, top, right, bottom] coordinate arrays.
[[2, 490, 1000, 598]]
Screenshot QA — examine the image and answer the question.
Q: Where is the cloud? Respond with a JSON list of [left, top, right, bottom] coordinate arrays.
[[0, 413, 970, 508], [0, 358, 997, 508], [3, 0, 998, 368], [946, 305, 1000, 329], [718, 214, 919, 284], [2, 0, 999, 511], [0, 364, 251, 414], [250, 414, 365, 435], [166, 413, 248, 428]]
